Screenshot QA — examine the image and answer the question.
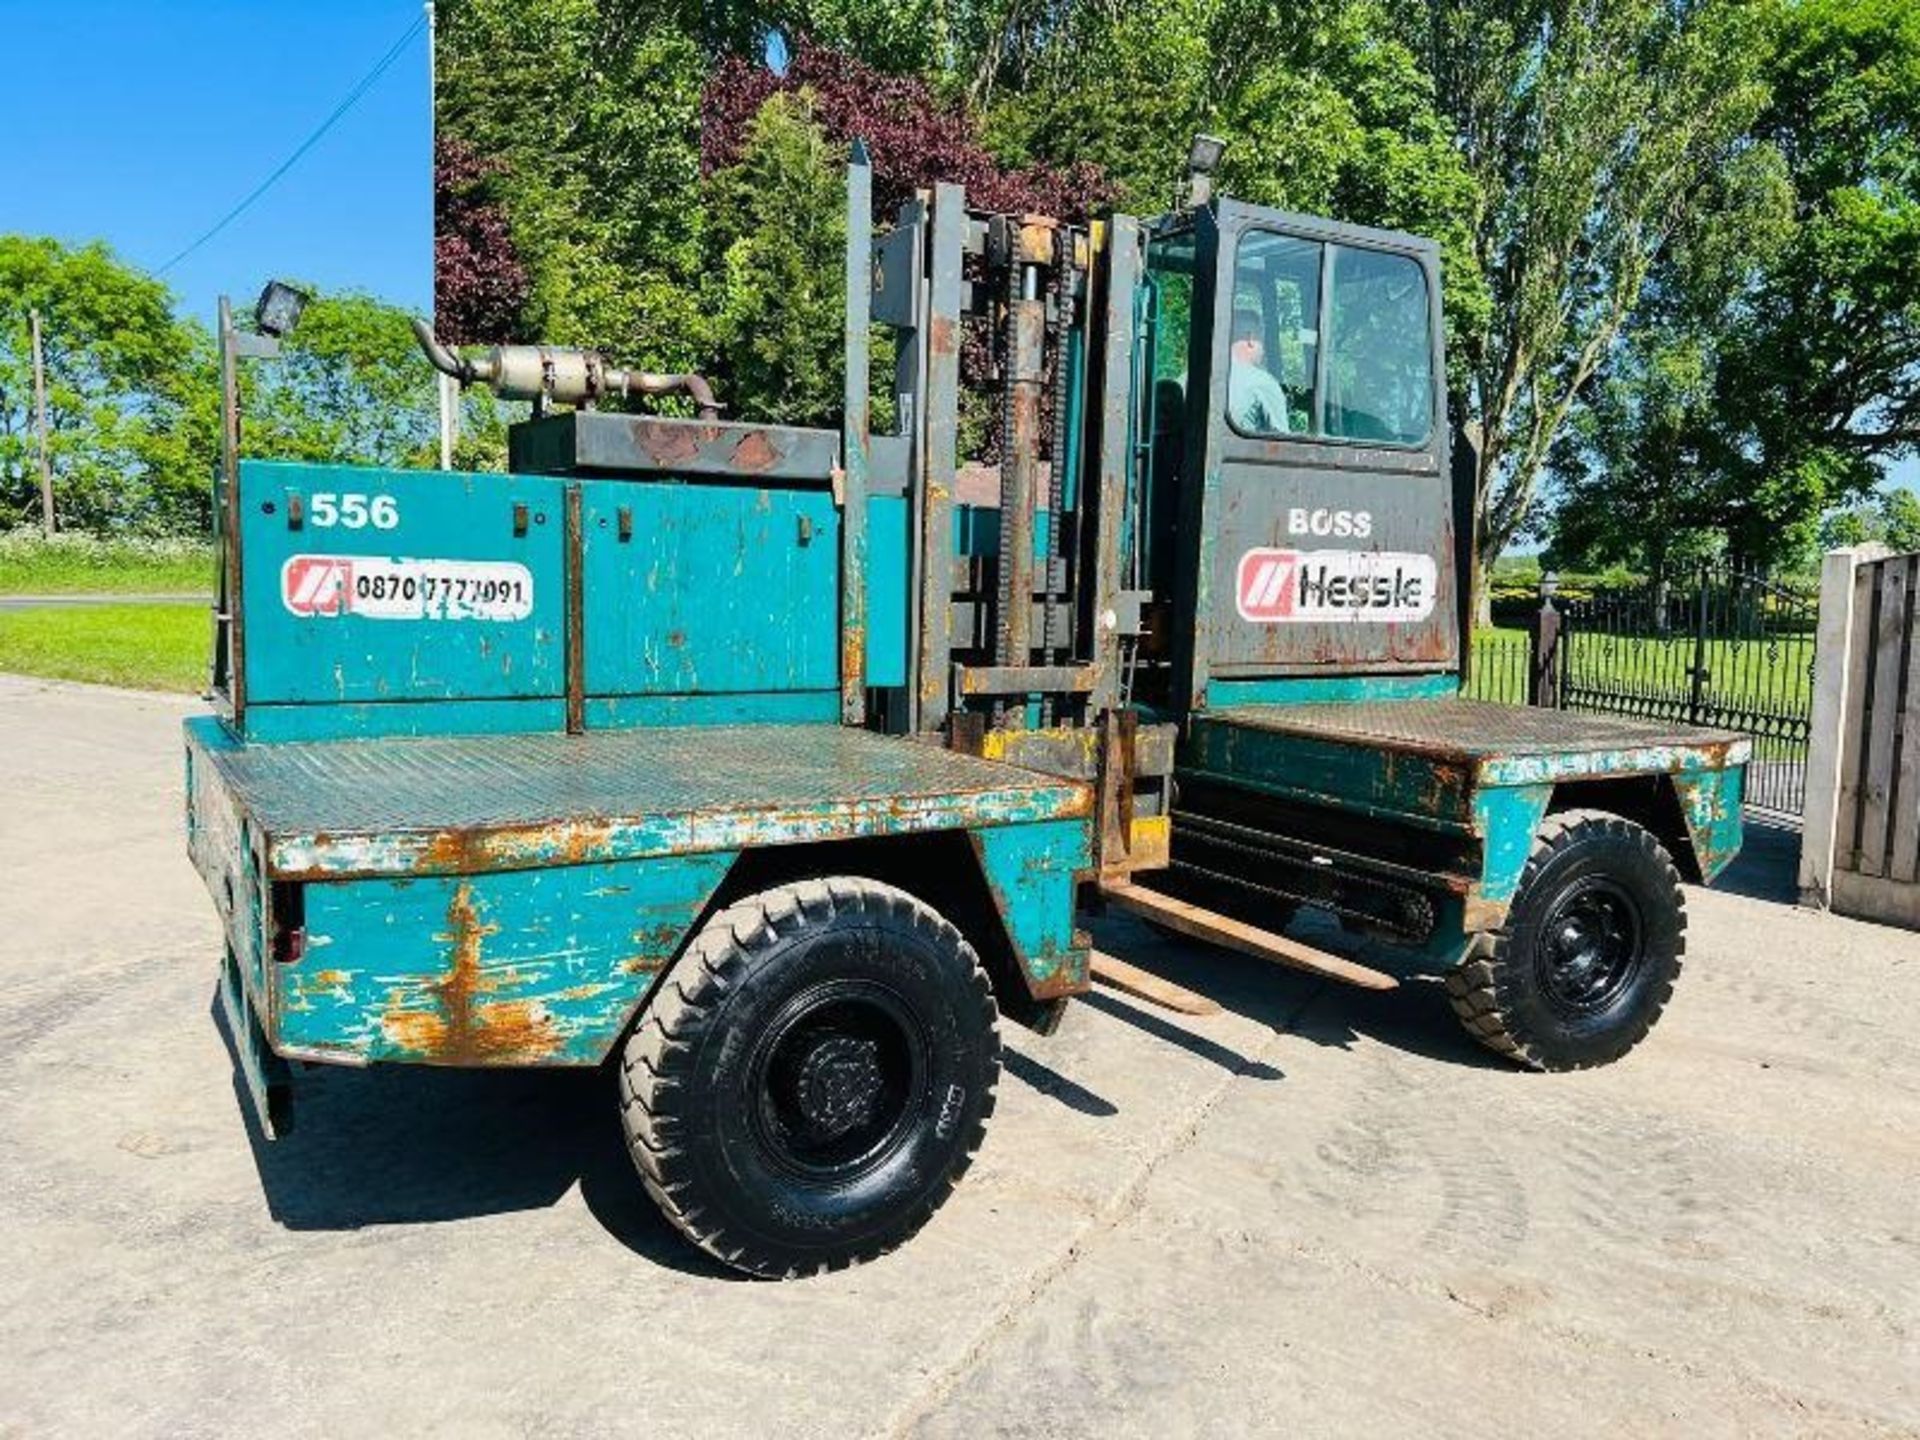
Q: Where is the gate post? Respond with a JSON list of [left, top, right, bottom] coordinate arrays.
[[1800, 546, 1874, 908], [1528, 572, 1561, 708]]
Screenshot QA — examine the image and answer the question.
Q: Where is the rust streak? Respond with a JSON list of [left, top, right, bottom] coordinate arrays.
[[384, 881, 563, 1063]]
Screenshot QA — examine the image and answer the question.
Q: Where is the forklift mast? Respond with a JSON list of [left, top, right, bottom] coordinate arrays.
[[205, 148, 1467, 879]]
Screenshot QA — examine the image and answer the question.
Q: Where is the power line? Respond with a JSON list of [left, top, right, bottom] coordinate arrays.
[[157, 12, 428, 277]]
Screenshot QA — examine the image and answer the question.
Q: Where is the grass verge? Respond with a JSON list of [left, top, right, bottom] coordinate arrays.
[[0, 604, 207, 693], [0, 533, 215, 596]]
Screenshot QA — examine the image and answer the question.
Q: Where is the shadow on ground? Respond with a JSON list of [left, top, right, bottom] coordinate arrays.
[[217, 1035, 733, 1276], [214, 992, 1135, 1264], [1713, 814, 1800, 904], [1084, 912, 1510, 1073]]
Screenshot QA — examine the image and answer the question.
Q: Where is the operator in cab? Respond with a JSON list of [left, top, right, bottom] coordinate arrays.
[[1228, 306, 1292, 435]]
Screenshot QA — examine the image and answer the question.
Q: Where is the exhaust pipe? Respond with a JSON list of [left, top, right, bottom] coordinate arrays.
[[411, 318, 721, 419]]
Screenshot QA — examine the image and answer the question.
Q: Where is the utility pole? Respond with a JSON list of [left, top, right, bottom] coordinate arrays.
[[427, 0, 457, 470], [29, 308, 54, 536]]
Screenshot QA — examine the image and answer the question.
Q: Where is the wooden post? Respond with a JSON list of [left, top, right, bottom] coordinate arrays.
[[1800, 546, 1874, 908], [29, 308, 53, 536], [1528, 572, 1561, 708]]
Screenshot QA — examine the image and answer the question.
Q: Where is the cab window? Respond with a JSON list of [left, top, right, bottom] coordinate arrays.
[[1226, 233, 1320, 437], [1324, 245, 1432, 445], [1226, 233, 1432, 448]]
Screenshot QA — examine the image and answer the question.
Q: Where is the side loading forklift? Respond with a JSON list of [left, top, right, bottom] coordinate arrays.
[[186, 141, 1747, 1278]]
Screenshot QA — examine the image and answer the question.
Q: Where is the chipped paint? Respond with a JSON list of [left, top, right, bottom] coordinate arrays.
[[268, 781, 1089, 881], [969, 819, 1093, 998], [1672, 766, 1746, 882], [280, 852, 732, 1066], [1471, 784, 1553, 904]]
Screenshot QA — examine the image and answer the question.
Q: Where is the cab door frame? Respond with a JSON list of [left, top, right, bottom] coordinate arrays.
[[1169, 200, 1456, 714]]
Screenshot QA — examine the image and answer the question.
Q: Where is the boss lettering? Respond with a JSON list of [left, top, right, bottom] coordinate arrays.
[[1286, 507, 1372, 539]]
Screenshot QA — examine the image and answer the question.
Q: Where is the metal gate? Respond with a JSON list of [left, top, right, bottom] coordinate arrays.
[[1556, 564, 1817, 817]]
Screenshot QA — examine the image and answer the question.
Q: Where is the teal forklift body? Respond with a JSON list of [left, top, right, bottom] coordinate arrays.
[[187, 717, 1091, 1070], [1175, 692, 1748, 973], [232, 460, 909, 740]]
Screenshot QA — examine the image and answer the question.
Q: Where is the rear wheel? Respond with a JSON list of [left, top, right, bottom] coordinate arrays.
[[1447, 809, 1685, 1071], [619, 877, 1000, 1278]]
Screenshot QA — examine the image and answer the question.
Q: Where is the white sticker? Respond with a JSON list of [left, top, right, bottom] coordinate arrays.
[[1237, 548, 1437, 624], [281, 555, 534, 622]]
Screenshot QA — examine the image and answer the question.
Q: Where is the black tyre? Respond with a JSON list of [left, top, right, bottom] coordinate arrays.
[[619, 877, 1000, 1278], [1447, 809, 1685, 1071]]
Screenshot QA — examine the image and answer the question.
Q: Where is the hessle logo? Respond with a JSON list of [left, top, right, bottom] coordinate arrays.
[[1237, 547, 1438, 623]]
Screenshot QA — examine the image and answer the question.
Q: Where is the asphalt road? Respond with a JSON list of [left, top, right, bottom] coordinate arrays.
[[1, 673, 1915, 1438]]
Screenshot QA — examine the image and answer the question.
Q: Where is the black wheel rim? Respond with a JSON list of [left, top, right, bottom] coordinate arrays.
[[747, 979, 928, 1183], [1536, 877, 1645, 1018]]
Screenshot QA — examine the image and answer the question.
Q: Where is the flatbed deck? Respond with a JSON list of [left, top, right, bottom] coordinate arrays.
[[185, 719, 1090, 881], [1199, 698, 1748, 785]]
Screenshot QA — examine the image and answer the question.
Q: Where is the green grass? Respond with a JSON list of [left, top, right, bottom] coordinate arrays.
[[0, 604, 208, 692], [0, 533, 215, 595]]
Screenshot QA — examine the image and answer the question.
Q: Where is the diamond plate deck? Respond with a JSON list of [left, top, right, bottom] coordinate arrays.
[[186, 720, 1090, 880], [1207, 699, 1745, 760]]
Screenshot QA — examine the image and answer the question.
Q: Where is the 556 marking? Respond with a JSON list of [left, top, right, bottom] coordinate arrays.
[[306, 492, 400, 530]]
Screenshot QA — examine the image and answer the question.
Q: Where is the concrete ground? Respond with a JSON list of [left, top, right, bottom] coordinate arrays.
[[1, 673, 1915, 1439]]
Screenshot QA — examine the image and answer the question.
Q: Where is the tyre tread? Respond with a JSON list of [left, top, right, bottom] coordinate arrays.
[[1447, 808, 1686, 1072], [620, 876, 1000, 1278]]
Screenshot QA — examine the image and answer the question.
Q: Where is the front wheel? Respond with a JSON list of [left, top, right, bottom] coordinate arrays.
[[619, 877, 1000, 1278], [1447, 809, 1685, 1071]]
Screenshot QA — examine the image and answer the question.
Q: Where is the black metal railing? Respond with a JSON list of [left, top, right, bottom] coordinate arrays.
[[1466, 628, 1532, 707], [1474, 564, 1816, 818]]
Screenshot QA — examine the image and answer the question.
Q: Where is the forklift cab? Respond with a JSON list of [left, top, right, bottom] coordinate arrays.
[[1134, 199, 1463, 712]]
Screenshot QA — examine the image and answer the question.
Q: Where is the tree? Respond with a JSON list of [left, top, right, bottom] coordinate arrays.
[[1543, 0, 1920, 573], [965, 0, 1489, 399], [434, 137, 531, 346], [1705, 0, 1920, 557], [245, 291, 512, 473], [702, 38, 1114, 221], [703, 94, 849, 425], [1544, 140, 1798, 570], [1544, 335, 1728, 578], [1403, 0, 1773, 609], [1820, 487, 1920, 555], [435, 0, 709, 369], [0, 236, 218, 535]]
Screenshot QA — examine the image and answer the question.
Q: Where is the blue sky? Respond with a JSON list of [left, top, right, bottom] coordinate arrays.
[[6, 0, 431, 328]]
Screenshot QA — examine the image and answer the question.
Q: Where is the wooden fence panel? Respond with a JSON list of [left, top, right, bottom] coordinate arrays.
[[1806, 546, 1920, 927]]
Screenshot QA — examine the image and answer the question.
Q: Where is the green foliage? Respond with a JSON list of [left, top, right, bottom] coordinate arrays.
[[703, 94, 848, 425], [1711, 0, 1920, 551], [1545, 0, 1920, 574], [773, 0, 952, 72], [1545, 334, 1734, 576], [235, 292, 523, 473], [980, 0, 1489, 384], [435, 0, 708, 368], [1411, 0, 1775, 586], [0, 532, 214, 595], [245, 293, 439, 468], [0, 236, 218, 536], [1820, 487, 1920, 554]]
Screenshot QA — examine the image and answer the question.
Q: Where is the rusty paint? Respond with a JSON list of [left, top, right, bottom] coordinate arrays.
[[730, 430, 780, 472], [632, 418, 702, 467], [383, 881, 564, 1063]]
